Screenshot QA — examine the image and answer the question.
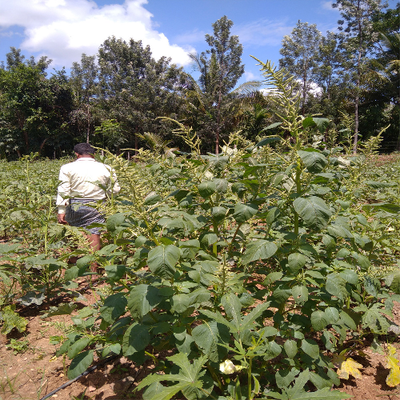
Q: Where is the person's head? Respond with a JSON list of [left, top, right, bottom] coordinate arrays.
[[74, 143, 95, 156]]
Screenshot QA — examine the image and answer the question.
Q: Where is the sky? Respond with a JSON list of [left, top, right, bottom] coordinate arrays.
[[0, 0, 397, 85]]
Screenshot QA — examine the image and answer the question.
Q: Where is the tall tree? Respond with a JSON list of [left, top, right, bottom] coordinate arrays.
[[97, 36, 189, 152], [279, 21, 322, 114], [332, 0, 388, 153], [70, 54, 99, 143], [0, 59, 73, 158], [189, 16, 245, 153]]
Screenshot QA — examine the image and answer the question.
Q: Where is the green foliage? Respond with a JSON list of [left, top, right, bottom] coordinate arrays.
[[6, 338, 30, 354], [0, 305, 28, 335], [1, 64, 400, 400]]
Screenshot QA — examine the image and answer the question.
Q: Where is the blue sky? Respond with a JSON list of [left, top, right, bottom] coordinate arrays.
[[0, 0, 396, 85]]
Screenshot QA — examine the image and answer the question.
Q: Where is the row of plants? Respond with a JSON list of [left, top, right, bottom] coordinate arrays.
[[1, 62, 400, 399]]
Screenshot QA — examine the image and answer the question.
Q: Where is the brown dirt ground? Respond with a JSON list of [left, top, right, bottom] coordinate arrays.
[[1, 283, 400, 400]]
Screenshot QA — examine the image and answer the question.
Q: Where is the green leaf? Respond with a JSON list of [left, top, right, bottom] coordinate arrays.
[[324, 307, 340, 324], [326, 273, 348, 301], [144, 192, 161, 205], [171, 294, 191, 314], [284, 339, 298, 359], [106, 213, 125, 231], [256, 134, 281, 146], [327, 224, 353, 239], [276, 367, 299, 390], [147, 245, 180, 279], [221, 293, 242, 333], [100, 293, 127, 324], [287, 253, 308, 274], [242, 239, 277, 264], [339, 269, 358, 285], [0, 306, 28, 335], [301, 339, 320, 359], [386, 271, 400, 294], [233, 203, 258, 223], [104, 264, 126, 281], [192, 321, 230, 362], [292, 285, 308, 304], [127, 284, 163, 318], [311, 310, 329, 331], [68, 350, 94, 379], [137, 353, 209, 400], [198, 181, 216, 199], [214, 178, 228, 193], [122, 323, 150, 356], [298, 150, 328, 173], [293, 196, 332, 230], [211, 206, 227, 222], [339, 311, 357, 330], [362, 203, 400, 214], [68, 337, 91, 359]]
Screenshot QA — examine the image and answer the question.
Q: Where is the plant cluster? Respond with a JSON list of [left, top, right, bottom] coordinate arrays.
[[1, 63, 400, 400]]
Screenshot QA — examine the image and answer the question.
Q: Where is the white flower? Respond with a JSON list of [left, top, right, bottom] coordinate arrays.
[[219, 359, 243, 374]]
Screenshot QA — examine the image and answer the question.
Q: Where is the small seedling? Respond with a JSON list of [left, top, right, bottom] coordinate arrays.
[[6, 338, 30, 355]]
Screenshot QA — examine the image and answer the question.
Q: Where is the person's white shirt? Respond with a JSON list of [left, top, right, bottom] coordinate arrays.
[[56, 157, 120, 214]]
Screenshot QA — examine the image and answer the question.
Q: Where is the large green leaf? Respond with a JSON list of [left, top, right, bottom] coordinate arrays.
[[287, 253, 308, 274], [198, 181, 216, 199], [301, 339, 320, 359], [122, 323, 150, 356], [67, 337, 91, 359], [284, 340, 298, 359], [292, 285, 308, 304], [311, 310, 329, 331], [68, 350, 94, 379], [362, 203, 400, 214], [326, 273, 349, 301], [294, 196, 332, 230], [242, 239, 278, 264], [298, 150, 328, 173], [100, 293, 127, 324], [137, 353, 210, 400], [233, 203, 258, 223], [147, 245, 181, 279], [170, 294, 191, 314], [386, 271, 400, 294], [127, 284, 163, 318], [106, 213, 125, 231], [192, 321, 230, 362], [256, 135, 281, 146]]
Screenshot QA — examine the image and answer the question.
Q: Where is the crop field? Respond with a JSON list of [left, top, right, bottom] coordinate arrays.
[[1, 136, 400, 400]]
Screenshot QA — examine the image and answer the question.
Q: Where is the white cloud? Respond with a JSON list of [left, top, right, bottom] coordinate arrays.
[[244, 70, 260, 82], [0, 0, 194, 68]]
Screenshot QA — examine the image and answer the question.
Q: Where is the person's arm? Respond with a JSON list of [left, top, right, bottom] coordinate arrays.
[[56, 166, 70, 222]]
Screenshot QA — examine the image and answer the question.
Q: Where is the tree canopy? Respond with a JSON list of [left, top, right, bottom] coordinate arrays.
[[0, 5, 398, 158]]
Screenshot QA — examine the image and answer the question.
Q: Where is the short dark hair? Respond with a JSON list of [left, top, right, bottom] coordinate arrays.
[[74, 143, 95, 155]]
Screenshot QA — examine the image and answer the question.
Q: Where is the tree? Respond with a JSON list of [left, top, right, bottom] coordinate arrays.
[[97, 36, 189, 153], [332, 0, 388, 153], [279, 21, 322, 114], [189, 16, 245, 153], [0, 50, 73, 158], [365, 4, 400, 150], [70, 54, 100, 143]]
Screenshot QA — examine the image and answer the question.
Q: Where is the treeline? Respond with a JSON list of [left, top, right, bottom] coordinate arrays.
[[0, 1, 398, 159]]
